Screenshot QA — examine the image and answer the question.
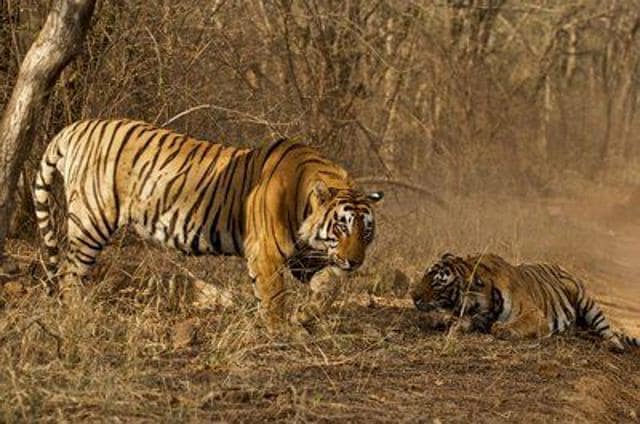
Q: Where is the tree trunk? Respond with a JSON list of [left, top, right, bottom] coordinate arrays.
[[0, 0, 95, 272]]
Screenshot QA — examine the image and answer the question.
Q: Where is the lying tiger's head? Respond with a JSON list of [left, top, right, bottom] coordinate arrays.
[[411, 253, 470, 312], [299, 181, 383, 271], [458, 263, 509, 332]]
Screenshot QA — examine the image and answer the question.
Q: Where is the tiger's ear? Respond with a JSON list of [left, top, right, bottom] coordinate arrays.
[[312, 180, 334, 204], [366, 191, 384, 203]]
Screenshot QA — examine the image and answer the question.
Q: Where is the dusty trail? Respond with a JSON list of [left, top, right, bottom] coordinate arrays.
[[543, 192, 640, 336]]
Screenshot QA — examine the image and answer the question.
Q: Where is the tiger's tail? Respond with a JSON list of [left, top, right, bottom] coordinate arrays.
[[578, 289, 635, 352], [615, 331, 640, 349], [33, 130, 68, 283]]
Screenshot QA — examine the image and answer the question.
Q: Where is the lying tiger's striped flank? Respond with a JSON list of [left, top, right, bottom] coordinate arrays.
[[413, 253, 640, 352], [34, 119, 383, 331]]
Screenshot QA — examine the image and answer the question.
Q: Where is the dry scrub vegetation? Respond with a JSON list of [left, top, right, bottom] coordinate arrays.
[[2, 1, 640, 422]]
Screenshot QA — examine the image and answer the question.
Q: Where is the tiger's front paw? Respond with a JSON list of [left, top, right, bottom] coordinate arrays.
[[260, 304, 312, 340], [291, 302, 323, 333], [490, 322, 520, 340], [260, 304, 288, 335]]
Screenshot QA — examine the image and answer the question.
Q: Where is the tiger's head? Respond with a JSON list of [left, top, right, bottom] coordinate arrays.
[[299, 181, 383, 271], [460, 260, 508, 331], [411, 253, 469, 312]]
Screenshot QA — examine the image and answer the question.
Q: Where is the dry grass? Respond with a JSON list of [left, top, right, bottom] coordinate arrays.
[[2, 187, 640, 423]]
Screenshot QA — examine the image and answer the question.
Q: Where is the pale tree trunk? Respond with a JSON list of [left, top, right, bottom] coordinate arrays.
[[600, 11, 640, 173], [0, 0, 95, 274], [538, 74, 552, 160]]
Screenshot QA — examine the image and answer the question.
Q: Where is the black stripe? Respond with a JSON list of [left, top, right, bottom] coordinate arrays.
[[168, 172, 189, 207], [78, 182, 111, 243], [76, 137, 113, 240], [137, 132, 173, 197], [161, 172, 186, 211], [199, 142, 215, 163], [167, 211, 180, 243], [592, 314, 606, 329], [132, 129, 163, 166], [157, 142, 184, 170], [208, 150, 240, 252], [39, 223, 53, 236], [70, 120, 103, 181], [183, 146, 225, 241], [224, 176, 241, 254], [209, 207, 223, 253], [90, 165, 116, 235], [160, 137, 196, 172], [68, 215, 104, 250], [75, 255, 96, 266], [112, 124, 143, 226], [590, 310, 603, 325], [235, 151, 257, 249], [67, 120, 97, 163], [263, 138, 289, 162], [150, 200, 161, 231], [265, 142, 304, 182]]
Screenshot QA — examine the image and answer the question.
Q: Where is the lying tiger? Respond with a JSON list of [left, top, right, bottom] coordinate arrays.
[[412, 253, 640, 352]]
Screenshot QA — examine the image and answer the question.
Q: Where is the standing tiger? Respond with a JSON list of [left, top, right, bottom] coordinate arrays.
[[34, 119, 383, 332], [412, 253, 640, 352]]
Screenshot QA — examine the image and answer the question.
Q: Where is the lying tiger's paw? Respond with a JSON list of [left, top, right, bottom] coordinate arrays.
[[450, 315, 474, 334], [490, 322, 520, 340], [420, 309, 456, 331]]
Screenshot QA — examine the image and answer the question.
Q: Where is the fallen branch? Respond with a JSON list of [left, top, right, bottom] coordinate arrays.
[[355, 177, 448, 209]]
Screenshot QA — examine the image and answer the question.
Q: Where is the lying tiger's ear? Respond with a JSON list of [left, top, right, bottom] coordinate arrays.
[[366, 191, 384, 203], [312, 180, 334, 204]]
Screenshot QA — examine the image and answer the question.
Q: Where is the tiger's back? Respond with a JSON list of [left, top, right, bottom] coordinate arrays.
[[38, 119, 258, 264]]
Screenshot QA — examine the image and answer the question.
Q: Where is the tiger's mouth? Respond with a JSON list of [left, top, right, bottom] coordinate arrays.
[[332, 256, 362, 271]]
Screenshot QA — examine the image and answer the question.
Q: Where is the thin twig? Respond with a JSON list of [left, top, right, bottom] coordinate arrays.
[[161, 104, 213, 127], [23, 319, 63, 359]]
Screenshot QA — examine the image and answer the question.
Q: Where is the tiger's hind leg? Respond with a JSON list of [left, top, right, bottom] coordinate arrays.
[[58, 207, 114, 301], [491, 307, 550, 340]]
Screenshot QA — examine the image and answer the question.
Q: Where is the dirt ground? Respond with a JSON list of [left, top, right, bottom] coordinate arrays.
[[1, 187, 639, 423]]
